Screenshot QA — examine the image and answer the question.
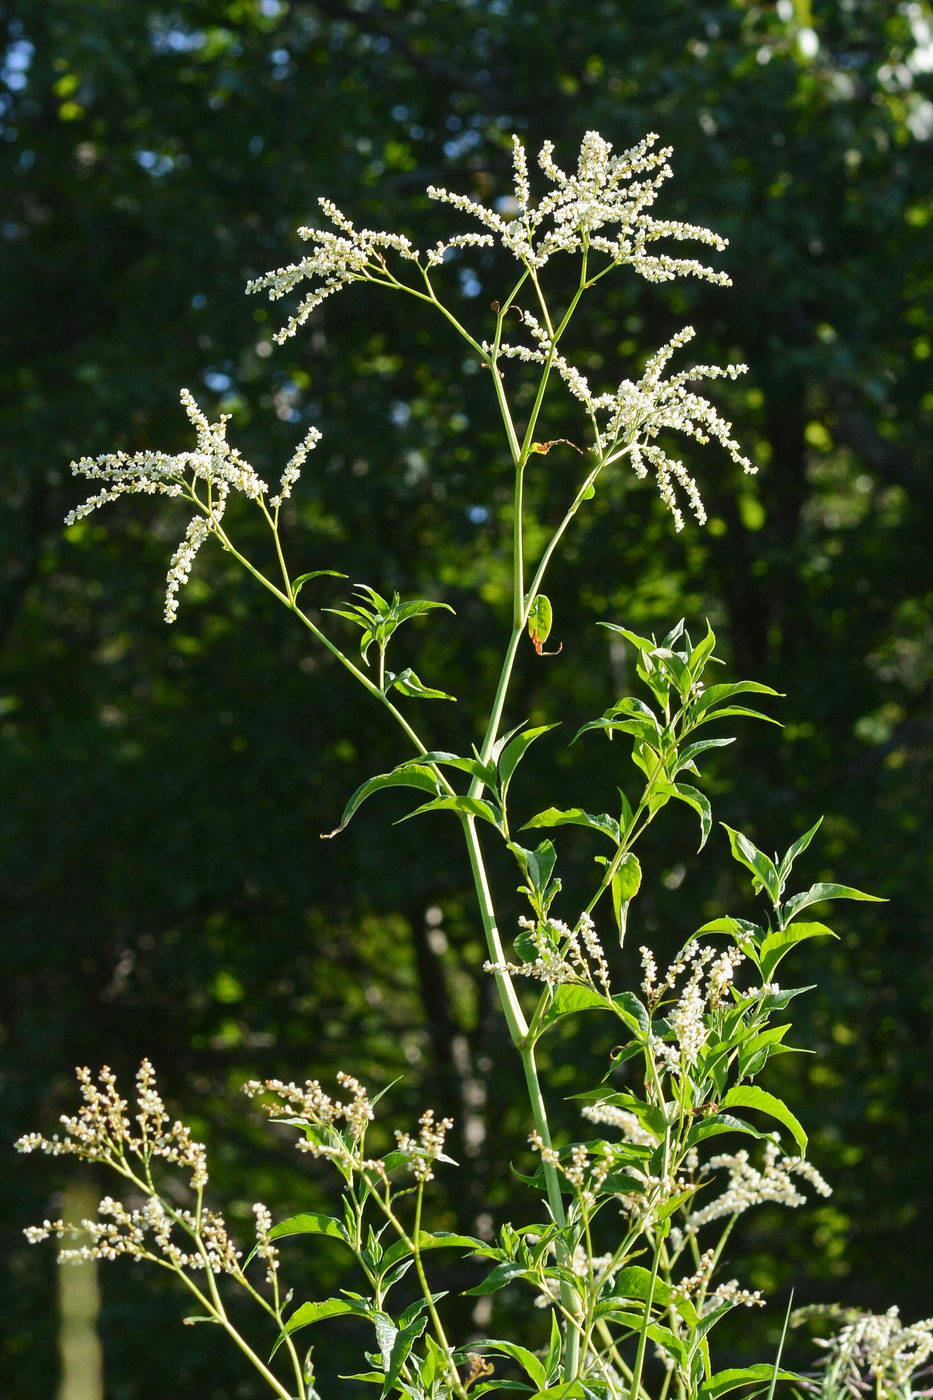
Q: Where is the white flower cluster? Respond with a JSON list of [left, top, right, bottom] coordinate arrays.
[[251, 132, 735, 339], [16, 1061, 208, 1190], [484, 911, 610, 991], [430, 131, 731, 281], [641, 941, 747, 1074], [686, 1139, 832, 1233], [66, 390, 322, 622], [243, 1070, 376, 1150], [529, 1131, 613, 1210], [395, 1108, 455, 1183], [581, 1100, 658, 1148], [674, 1248, 764, 1311], [247, 197, 427, 342], [24, 1196, 243, 1275], [810, 1306, 933, 1397], [491, 319, 753, 531]]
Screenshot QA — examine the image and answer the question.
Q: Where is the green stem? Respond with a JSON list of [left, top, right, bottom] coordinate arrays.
[[628, 1231, 664, 1400]]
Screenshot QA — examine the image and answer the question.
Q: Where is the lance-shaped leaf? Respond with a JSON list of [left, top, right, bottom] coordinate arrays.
[[720, 1085, 807, 1152], [698, 1366, 800, 1400], [522, 808, 621, 842], [759, 922, 838, 980], [292, 569, 348, 601], [385, 669, 456, 702], [721, 824, 782, 904], [400, 794, 505, 832], [657, 781, 712, 850], [498, 723, 560, 798], [322, 762, 441, 838], [782, 881, 885, 924]]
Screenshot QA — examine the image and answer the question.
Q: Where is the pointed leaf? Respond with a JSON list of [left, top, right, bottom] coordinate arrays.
[[721, 1086, 807, 1152], [522, 808, 620, 842], [400, 795, 504, 831], [782, 882, 885, 923], [324, 764, 441, 837], [776, 818, 824, 883], [499, 724, 560, 793], [268, 1213, 351, 1245], [698, 1366, 799, 1400], [386, 669, 456, 702], [292, 570, 348, 600], [759, 922, 838, 980], [657, 781, 712, 850], [721, 825, 781, 903], [691, 681, 781, 715]]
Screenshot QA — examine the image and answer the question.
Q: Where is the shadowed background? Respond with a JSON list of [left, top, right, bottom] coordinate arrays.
[[2, 1, 932, 1395]]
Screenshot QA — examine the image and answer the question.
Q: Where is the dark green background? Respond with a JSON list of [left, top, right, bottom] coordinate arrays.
[[3, 1, 931, 1395]]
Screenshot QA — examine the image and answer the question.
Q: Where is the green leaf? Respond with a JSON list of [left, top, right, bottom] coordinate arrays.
[[521, 808, 620, 842], [382, 1316, 428, 1397], [612, 991, 650, 1038], [277, 1296, 372, 1350], [691, 681, 781, 715], [677, 736, 735, 771], [472, 1341, 547, 1390], [539, 984, 609, 1032], [720, 1086, 808, 1152], [527, 594, 553, 650], [684, 1113, 770, 1149], [381, 1231, 489, 1270], [657, 781, 712, 850], [268, 1212, 351, 1245], [400, 794, 504, 831], [394, 598, 455, 622], [385, 669, 456, 701], [509, 840, 557, 896], [776, 818, 823, 883], [759, 922, 838, 980], [498, 724, 560, 794], [688, 621, 718, 678], [464, 1260, 533, 1296], [324, 763, 441, 837], [417, 751, 496, 785], [598, 622, 655, 653], [782, 882, 885, 923], [292, 569, 348, 600], [721, 825, 782, 904], [694, 705, 782, 727], [698, 1366, 799, 1400], [606, 852, 641, 942]]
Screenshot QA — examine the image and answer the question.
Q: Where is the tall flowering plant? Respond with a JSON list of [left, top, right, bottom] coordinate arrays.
[[21, 132, 919, 1400]]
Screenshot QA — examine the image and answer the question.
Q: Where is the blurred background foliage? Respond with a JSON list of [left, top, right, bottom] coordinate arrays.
[[2, 0, 931, 1394]]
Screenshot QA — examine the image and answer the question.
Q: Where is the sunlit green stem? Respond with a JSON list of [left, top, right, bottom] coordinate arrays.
[[461, 815, 583, 1377]]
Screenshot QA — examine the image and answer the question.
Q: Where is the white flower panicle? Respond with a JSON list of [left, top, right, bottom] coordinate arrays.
[[529, 1132, 613, 1209], [581, 1100, 658, 1148], [16, 1061, 208, 1191], [395, 1109, 455, 1183], [686, 1139, 832, 1233], [252, 132, 734, 336], [484, 911, 610, 992], [430, 131, 731, 282], [642, 941, 748, 1075], [66, 391, 323, 622], [805, 1306, 933, 1396], [270, 424, 322, 508], [243, 1070, 376, 1148], [247, 197, 423, 342]]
